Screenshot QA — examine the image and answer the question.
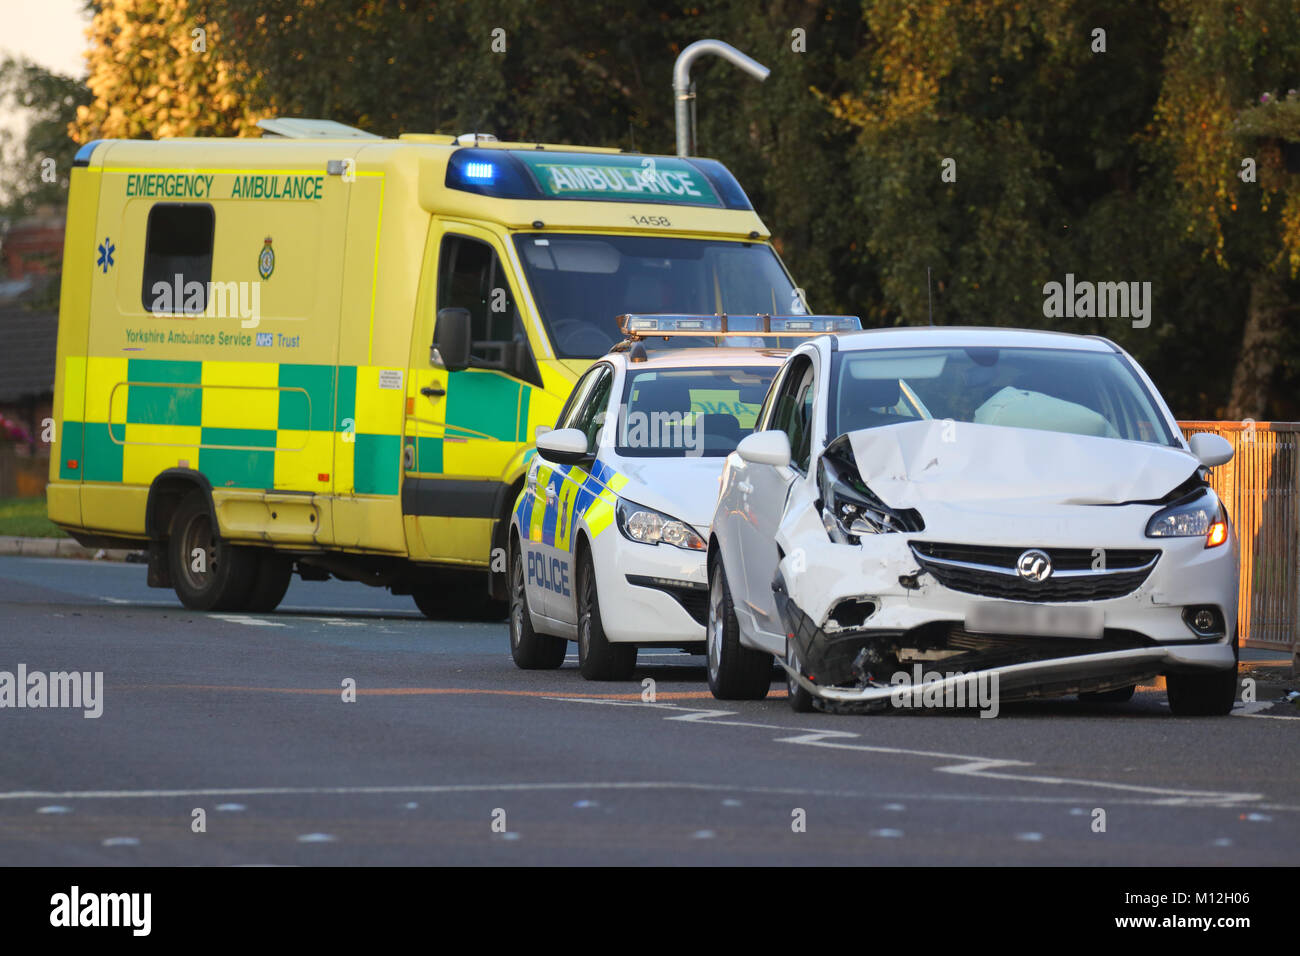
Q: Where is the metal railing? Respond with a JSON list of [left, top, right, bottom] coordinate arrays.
[[1180, 421, 1299, 660]]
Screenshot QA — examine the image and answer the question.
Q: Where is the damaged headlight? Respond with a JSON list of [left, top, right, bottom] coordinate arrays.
[[1145, 487, 1228, 548], [615, 497, 706, 551], [818, 436, 924, 545]]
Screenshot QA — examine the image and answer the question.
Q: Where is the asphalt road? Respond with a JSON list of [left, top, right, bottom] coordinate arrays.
[[0, 555, 1295, 866]]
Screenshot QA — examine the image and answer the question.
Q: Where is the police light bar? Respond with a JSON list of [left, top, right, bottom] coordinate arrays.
[[616, 313, 861, 339]]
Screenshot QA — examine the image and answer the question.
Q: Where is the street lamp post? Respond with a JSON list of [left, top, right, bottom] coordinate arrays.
[[673, 40, 770, 157]]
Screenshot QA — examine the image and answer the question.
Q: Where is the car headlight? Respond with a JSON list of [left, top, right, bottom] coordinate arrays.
[[817, 441, 923, 544], [615, 498, 706, 551], [1145, 487, 1228, 548]]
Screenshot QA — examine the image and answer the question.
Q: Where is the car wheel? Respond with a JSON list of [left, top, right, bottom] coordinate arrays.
[[1167, 630, 1238, 717], [243, 550, 293, 612], [1079, 684, 1136, 703], [785, 639, 816, 712], [508, 545, 566, 669], [168, 490, 257, 611], [706, 558, 772, 700], [576, 553, 636, 681]]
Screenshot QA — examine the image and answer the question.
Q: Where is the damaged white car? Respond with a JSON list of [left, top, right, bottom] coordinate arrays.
[[706, 327, 1240, 717]]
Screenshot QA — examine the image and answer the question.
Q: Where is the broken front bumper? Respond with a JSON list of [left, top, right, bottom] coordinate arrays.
[[772, 526, 1238, 703]]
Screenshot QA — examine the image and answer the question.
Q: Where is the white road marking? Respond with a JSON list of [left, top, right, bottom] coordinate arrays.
[[211, 615, 287, 628], [101, 836, 139, 847], [296, 833, 336, 843], [870, 828, 903, 838], [0, 780, 1294, 812], [555, 699, 1269, 807]]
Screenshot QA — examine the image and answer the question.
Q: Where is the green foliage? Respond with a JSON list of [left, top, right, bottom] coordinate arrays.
[[0, 56, 90, 218], [0, 496, 67, 538], [50, 0, 1300, 415]]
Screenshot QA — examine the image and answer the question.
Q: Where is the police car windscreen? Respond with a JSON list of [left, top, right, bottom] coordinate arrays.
[[515, 234, 801, 358], [615, 366, 776, 458], [830, 347, 1178, 446]]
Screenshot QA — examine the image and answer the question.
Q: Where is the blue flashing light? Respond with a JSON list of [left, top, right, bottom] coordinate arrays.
[[684, 157, 754, 211], [73, 140, 106, 168], [445, 148, 538, 199]]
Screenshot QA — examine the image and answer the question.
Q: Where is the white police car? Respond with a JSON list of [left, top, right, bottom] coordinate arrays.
[[507, 313, 860, 680]]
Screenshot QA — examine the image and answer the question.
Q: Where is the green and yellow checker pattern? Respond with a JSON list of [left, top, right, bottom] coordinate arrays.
[[405, 368, 535, 481], [58, 356, 403, 495]]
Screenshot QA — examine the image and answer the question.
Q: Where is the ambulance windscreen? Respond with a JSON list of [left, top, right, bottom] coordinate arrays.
[[516, 234, 801, 358]]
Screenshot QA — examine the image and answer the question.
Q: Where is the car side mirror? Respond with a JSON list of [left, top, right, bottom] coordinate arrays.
[[536, 427, 590, 466], [431, 307, 472, 371], [737, 430, 791, 468], [1189, 432, 1233, 467]]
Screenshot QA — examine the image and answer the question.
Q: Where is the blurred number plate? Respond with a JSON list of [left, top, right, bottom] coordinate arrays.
[[966, 603, 1103, 639]]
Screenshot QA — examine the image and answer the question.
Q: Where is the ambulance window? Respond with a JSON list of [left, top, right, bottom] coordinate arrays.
[[140, 203, 214, 314], [439, 234, 539, 385]]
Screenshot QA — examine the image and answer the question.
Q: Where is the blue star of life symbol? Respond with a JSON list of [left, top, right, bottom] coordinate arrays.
[[96, 238, 115, 273]]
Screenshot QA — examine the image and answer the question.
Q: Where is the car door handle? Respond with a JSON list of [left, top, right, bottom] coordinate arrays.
[[420, 385, 446, 398], [545, 486, 557, 504], [737, 480, 753, 494]]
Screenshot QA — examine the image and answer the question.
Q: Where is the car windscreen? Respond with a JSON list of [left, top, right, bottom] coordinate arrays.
[[613, 366, 777, 458], [830, 346, 1178, 446], [514, 234, 802, 358]]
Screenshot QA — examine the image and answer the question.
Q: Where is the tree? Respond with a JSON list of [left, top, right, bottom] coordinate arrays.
[[73, 0, 260, 141], [0, 56, 90, 218], [1152, 0, 1300, 419]]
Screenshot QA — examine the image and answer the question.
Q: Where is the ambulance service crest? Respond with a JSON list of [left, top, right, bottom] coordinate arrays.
[[258, 237, 275, 279]]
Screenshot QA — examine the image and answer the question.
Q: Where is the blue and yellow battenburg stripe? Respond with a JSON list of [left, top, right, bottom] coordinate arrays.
[[516, 456, 630, 548]]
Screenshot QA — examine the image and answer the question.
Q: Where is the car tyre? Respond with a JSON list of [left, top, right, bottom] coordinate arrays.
[[168, 490, 258, 611], [785, 640, 816, 713], [508, 544, 566, 670], [576, 552, 636, 680], [706, 558, 772, 700], [1167, 630, 1238, 717]]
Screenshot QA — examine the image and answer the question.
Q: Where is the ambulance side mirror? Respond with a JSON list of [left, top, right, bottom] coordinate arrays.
[[432, 308, 472, 372]]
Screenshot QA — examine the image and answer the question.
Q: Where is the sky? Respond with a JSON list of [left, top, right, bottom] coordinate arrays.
[[0, 0, 92, 137], [0, 0, 91, 78]]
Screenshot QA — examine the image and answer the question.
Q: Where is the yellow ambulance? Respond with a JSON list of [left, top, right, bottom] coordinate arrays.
[[48, 119, 805, 617]]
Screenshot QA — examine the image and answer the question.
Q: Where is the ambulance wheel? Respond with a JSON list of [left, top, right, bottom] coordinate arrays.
[[412, 570, 507, 621], [244, 550, 293, 613], [576, 552, 636, 681], [508, 546, 566, 669], [706, 559, 772, 700], [168, 490, 258, 612]]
